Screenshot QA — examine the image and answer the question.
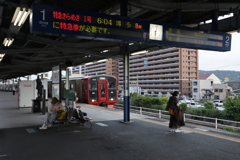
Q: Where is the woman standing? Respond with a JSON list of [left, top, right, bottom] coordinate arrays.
[[166, 91, 185, 133]]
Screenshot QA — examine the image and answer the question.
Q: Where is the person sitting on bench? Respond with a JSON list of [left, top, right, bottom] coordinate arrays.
[[39, 97, 65, 130]]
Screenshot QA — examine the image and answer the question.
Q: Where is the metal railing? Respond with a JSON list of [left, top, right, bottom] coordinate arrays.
[[114, 104, 240, 129]]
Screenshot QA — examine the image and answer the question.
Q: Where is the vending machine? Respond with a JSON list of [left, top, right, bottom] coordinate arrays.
[[18, 80, 48, 108]]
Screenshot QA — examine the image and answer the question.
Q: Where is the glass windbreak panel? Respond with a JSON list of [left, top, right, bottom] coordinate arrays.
[[101, 82, 105, 97]]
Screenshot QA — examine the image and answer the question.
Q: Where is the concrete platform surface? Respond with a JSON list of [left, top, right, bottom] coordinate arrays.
[[0, 91, 240, 160]]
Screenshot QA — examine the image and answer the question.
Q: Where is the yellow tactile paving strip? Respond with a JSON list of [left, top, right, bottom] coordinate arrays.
[[80, 104, 240, 143]]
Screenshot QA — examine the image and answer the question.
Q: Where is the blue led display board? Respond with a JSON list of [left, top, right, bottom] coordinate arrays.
[[163, 24, 231, 51], [30, 3, 231, 51], [30, 3, 147, 42]]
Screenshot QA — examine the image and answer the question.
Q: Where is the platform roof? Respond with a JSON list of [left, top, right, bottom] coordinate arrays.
[[0, 0, 239, 80]]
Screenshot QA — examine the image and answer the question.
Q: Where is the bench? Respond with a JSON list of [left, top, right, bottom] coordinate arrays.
[[53, 107, 92, 131], [75, 109, 92, 128], [52, 107, 74, 131]]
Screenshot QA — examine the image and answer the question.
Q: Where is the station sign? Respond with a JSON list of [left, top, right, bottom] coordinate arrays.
[[30, 3, 231, 51]]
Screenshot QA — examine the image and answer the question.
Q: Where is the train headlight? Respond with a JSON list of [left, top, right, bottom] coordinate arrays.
[[109, 98, 114, 101], [91, 99, 96, 102]]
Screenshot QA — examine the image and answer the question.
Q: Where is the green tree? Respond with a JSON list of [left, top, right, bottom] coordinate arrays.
[[204, 101, 215, 109], [224, 97, 240, 121], [180, 103, 187, 112], [159, 96, 169, 105]]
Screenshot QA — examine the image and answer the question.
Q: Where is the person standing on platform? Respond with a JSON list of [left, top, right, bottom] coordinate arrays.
[[73, 91, 79, 108], [166, 91, 185, 133], [39, 97, 65, 130], [12, 86, 15, 95]]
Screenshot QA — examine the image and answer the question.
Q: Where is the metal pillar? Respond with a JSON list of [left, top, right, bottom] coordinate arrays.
[[59, 64, 62, 103], [212, 10, 218, 31], [121, 0, 130, 122], [66, 68, 70, 90], [174, 9, 181, 25], [123, 47, 130, 122], [42, 89, 46, 115]]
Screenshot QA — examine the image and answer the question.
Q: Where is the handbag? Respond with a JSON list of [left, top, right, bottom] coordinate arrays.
[[168, 109, 175, 115], [56, 110, 67, 120]]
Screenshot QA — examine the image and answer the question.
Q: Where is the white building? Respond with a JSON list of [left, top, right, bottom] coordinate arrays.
[[192, 79, 214, 101], [213, 83, 232, 100], [192, 73, 232, 101], [199, 73, 221, 84]]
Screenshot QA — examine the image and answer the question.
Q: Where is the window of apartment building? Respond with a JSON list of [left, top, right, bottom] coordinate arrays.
[[219, 89, 223, 92], [214, 95, 219, 99], [193, 88, 198, 92], [214, 89, 218, 92], [226, 89, 230, 92], [193, 81, 197, 86]]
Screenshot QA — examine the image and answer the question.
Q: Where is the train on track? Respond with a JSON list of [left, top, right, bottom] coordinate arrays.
[[48, 75, 118, 106]]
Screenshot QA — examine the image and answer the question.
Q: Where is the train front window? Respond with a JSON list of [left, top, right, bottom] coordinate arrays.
[[101, 83, 105, 97], [90, 82, 97, 90], [108, 82, 115, 89]]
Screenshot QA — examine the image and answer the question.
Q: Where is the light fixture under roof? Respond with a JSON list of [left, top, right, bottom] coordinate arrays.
[[3, 38, 14, 47], [0, 53, 5, 62], [131, 50, 148, 55], [11, 7, 31, 26]]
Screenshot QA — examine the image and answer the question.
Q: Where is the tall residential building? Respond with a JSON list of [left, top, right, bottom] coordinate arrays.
[[119, 47, 199, 96], [72, 47, 198, 97], [72, 59, 119, 78]]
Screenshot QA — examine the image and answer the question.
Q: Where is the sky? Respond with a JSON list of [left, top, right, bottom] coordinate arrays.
[[199, 32, 240, 71]]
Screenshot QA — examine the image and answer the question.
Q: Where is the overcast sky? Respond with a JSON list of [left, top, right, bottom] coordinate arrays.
[[199, 32, 240, 71]]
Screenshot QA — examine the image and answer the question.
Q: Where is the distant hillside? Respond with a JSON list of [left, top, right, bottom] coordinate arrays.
[[199, 70, 240, 82]]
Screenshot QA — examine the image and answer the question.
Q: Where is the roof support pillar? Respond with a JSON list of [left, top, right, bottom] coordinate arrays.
[[174, 9, 181, 25], [212, 10, 218, 31], [120, 0, 131, 123]]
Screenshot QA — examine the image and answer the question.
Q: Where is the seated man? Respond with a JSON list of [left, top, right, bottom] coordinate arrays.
[[72, 106, 88, 124], [76, 106, 87, 116]]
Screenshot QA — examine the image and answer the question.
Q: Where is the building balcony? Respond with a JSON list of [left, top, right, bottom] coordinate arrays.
[[119, 63, 180, 72], [129, 53, 179, 62], [137, 84, 179, 88], [128, 68, 179, 75]]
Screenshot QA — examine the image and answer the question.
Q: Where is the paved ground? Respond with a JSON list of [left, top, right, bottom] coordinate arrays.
[[0, 91, 240, 160]]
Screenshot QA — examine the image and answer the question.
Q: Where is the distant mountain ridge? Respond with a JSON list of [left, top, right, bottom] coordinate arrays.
[[199, 70, 240, 82]]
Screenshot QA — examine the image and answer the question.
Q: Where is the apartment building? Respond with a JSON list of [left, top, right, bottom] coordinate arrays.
[[72, 59, 119, 78], [72, 47, 198, 97], [119, 47, 198, 96]]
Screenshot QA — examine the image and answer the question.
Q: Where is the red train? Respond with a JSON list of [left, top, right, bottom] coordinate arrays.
[[48, 75, 118, 106]]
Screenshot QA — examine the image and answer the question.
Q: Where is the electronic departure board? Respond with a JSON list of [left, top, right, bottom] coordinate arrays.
[[30, 3, 146, 42], [163, 25, 231, 51], [30, 3, 231, 51]]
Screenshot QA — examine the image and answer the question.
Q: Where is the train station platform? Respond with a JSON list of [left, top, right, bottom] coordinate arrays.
[[0, 91, 240, 160]]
